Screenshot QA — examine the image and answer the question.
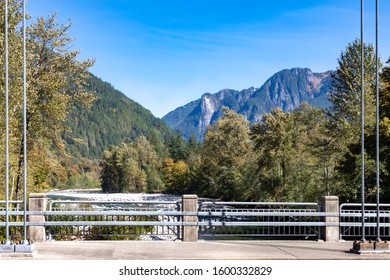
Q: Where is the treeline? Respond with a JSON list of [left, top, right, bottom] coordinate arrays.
[[102, 39, 390, 204]]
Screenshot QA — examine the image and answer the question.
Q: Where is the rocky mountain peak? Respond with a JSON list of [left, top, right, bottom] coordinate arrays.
[[162, 67, 332, 140]]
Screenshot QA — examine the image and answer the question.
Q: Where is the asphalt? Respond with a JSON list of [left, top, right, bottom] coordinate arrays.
[[2, 240, 390, 260]]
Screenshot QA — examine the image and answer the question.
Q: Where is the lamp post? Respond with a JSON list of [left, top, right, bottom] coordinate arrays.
[[4, 0, 11, 247], [1, 0, 34, 254], [22, 0, 28, 246], [360, 0, 366, 243], [352, 0, 389, 254], [16, 0, 35, 252]]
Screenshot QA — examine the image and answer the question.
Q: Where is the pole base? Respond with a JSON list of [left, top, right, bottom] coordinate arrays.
[[15, 243, 35, 253], [350, 240, 390, 255], [0, 244, 15, 253], [373, 240, 390, 252]]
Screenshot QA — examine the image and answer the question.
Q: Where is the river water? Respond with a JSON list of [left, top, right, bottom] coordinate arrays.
[[45, 189, 181, 202]]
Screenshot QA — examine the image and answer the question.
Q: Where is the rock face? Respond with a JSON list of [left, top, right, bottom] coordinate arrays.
[[162, 68, 332, 140]]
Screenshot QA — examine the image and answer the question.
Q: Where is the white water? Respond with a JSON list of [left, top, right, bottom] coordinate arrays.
[[46, 189, 181, 202]]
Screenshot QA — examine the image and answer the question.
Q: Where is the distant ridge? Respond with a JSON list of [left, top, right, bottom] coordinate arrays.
[[162, 68, 332, 140]]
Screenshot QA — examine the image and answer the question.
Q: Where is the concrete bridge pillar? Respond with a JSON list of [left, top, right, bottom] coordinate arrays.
[[321, 196, 339, 242], [182, 195, 198, 242], [28, 193, 47, 242]]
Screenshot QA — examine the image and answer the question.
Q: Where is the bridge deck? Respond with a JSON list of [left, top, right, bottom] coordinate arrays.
[[3, 240, 390, 260]]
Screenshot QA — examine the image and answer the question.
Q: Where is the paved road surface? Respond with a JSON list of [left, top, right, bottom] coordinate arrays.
[[3, 240, 390, 260]]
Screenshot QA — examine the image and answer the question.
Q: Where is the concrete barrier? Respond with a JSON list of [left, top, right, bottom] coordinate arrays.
[[321, 196, 339, 242], [28, 193, 47, 242], [182, 195, 198, 242]]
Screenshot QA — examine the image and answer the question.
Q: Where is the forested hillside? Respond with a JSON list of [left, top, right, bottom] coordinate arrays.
[[64, 74, 174, 159]]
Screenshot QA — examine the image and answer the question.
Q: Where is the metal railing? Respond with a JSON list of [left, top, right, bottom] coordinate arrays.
[[5, 198, 390, 241], [1, 200, 184, 241], [45, 200, 183, 240], [198, 201, 323, 239], [0, 201, 25, 241], [340, 203, 390, 240]]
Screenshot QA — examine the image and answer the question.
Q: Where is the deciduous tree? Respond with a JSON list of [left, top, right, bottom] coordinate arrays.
[[199, 107, 252, 201], [0, 2, 94, 199]]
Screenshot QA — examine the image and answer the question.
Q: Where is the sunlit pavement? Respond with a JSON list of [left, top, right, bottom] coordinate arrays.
[[3, 240, 389, 260]]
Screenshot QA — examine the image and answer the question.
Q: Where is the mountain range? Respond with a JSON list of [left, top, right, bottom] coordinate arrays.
[[55, 67, 333, 188], [65, 67, 333, 160], [162, 68, 333, 140]]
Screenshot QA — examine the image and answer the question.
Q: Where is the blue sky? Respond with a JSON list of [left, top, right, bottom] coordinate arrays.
[[27, 0, 390, 118]]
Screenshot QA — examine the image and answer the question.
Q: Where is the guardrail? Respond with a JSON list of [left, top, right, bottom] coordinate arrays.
[[198, 201, 325, 239], [1, 199, 185, 241], [6, 195, 385, 242], [0, 201, 25, 241], [48, 200, 182, 240], [340, 203, 390, 239]]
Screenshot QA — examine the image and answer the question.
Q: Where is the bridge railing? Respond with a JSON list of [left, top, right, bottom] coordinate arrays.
[[0, 201, 25, 241], [198, 201, 323, 239], [45, 200, 183, 240], [7, 194, 388, 242], [0, 199, 185, 241], [340, 203, 390, 240]]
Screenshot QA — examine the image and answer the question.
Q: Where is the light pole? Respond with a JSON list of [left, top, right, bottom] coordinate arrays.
[[375, 0, 381, 244], [360, 0, 366, 243], [22, 0, 28, 246], [4, 0, 11, 248], [16, 0, 35, 252], [352, 0, 389, 254], [1, 0, 35, 254]]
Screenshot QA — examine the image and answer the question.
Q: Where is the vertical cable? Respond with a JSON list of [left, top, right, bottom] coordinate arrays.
[[23, 0, 28, 244], [360, 0, 366, 242], [375, 0, 380, 242], [4, 0, 10, 245]]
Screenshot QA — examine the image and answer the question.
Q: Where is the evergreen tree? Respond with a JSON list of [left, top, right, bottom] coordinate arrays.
[[100, 137, 163, 193], [328, 39, 378, 141], [379, 58, 390, 201], [165, 132, 189, 161], [327, 39, 382, 203]]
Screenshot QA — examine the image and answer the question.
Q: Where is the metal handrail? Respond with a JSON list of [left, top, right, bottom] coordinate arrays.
[[0, 200, 24, 204], [340, 203, 390, 211], [200, 201, 319, 207]]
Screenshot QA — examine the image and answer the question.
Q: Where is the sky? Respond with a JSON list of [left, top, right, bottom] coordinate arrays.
[[27, 0, 390, 118]]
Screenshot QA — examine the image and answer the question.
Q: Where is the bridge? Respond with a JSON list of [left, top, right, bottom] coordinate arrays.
[[2, 194, 390, 247]]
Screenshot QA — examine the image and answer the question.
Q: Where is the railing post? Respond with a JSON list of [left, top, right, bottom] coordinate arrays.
[[321, 196, 339, 242], [28, 193, 47, 242], [182, 195, 198, 242]]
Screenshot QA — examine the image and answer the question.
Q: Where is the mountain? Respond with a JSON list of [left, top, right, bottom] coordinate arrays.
[[64, 74, 174, 159], [162, 68, 333, 140]]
